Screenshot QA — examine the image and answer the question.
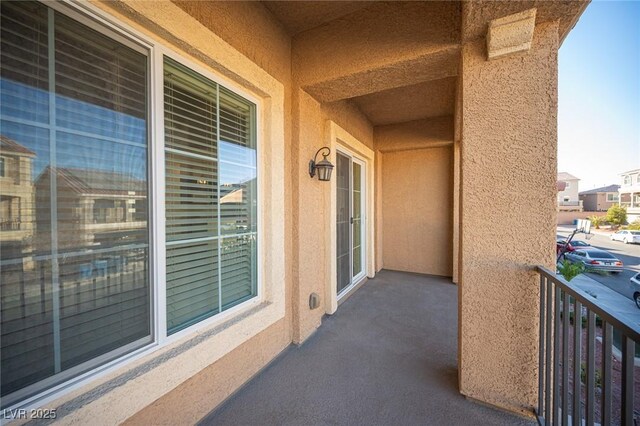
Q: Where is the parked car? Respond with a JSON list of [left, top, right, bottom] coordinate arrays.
[[556, 238, 574, 255], [567, 239, 591, 248], [610, 230, 640, 244], [632, 273, 640, 309], [564, 249, 624, 273], [556, 238, 591, 256]]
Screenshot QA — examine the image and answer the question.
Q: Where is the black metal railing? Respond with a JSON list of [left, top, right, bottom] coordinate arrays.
[[537, 266, 640, 425]]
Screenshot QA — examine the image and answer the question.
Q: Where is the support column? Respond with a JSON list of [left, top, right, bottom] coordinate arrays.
[[458, 21, 559, 416], [291, 88, 327, 344]]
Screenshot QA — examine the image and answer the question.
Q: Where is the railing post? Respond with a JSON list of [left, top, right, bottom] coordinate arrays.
[[546, 276, 554, 424], [562, 291, 570, 426], [621, 335, 635, 426], [586, 311, 596, 426], [554, 285, 562, 426], [539, 274, 547, 419], [572, 300, 582, 426], [602, 322, 613, 425]]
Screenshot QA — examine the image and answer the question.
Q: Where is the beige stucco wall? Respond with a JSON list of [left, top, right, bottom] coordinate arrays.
[[291, 92, 374, 344], [375, 116, 453, 153], [123, 319, 289, 425], [380, 147, 453, 277], [292, 1, 460, 102], [458, 21, 559, 416]]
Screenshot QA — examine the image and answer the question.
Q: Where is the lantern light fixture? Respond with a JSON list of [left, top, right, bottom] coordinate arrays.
[[309, 147, 334, 182]]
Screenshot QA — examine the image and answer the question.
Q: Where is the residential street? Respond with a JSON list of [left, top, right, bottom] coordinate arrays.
[[557, 226, 640, 324]]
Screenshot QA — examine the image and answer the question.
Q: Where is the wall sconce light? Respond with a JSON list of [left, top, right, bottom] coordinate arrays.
[[309, 147, 334, 182]]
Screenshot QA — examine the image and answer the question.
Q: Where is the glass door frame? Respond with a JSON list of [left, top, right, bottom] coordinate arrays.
[[336, 148, 366, 301]]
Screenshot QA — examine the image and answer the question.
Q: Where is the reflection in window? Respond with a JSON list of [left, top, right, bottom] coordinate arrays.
[[0, 1, 150, 406]]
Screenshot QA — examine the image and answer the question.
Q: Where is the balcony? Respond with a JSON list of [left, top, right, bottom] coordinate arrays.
[[0, 219, 20, 231], [199, 270, 534, 425], [536, 267, 640, 425], [558, 200, 584, 212]]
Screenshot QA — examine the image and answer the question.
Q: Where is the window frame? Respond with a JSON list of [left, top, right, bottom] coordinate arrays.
[[155, 46, 263, 344], [606, 193, 619, 202], [2, 0, 266, 411], [0, 156, 5, 177], [1, 1, 156, 408]]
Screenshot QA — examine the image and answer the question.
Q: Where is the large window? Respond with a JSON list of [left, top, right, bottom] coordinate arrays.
[[0, 0, 259, 408], [164, 59, 257, 335], [0, 1, 151, 405]]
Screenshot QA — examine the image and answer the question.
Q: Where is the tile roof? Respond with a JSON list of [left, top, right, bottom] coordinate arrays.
[[0, 135, 36, 156], [38, 167, 146, 196], [579, 184, 620, 195], [557, 172, 580, 181]]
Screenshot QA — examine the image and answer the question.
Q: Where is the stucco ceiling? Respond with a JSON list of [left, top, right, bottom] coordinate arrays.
[[351, 77, 456, 126], [262, 1, 374, 35]]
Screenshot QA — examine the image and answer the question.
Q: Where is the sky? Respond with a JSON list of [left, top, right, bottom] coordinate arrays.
[[558, 0, 640, 190]]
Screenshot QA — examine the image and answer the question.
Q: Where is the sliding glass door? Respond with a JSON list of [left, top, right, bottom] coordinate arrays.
[[336, 151, 365, 297]]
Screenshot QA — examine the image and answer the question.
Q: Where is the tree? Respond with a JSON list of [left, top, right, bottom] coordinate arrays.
[[589, 215, 606, 229], [606, 205, 627, 228]]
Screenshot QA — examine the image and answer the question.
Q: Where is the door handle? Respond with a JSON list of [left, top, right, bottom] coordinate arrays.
[[350, 217, 354, 224]]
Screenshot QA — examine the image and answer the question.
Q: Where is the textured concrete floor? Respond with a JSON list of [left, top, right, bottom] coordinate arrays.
[[199, 270, 535, 426]]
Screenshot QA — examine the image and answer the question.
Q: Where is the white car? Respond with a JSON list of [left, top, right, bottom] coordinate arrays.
[[632, 273, 640, 308], [610, 230, 640, 244]]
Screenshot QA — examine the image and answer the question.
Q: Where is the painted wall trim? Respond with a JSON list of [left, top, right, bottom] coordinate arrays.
[[325, 121, 375, 315]]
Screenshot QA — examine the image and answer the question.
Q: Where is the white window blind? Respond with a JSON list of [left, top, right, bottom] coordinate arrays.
[[164, 59, 257, 335]]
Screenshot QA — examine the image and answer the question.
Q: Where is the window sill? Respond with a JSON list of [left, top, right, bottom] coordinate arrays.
[[8, 299, 280, 422]]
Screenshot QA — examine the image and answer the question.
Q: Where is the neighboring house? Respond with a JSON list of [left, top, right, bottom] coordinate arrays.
[[0, 136, 36, 267], [619, 168, 640, 222], [557, 172, 583, 211], [0, 1, 596, 425], [34, 167, 148, 252], [579, 184, 620, 212]]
